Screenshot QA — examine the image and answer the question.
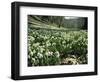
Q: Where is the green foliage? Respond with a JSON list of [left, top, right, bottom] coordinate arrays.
[[28, 28, 88, 66]]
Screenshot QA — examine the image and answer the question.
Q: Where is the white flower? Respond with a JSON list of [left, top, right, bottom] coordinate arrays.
[[33, 43, 40, 47], [62, 41, 66, 44], [33, 50, 36, 54], [45, 52, 48, 56], [28, 36, 35, 41], [37, 53, 43, 58], [32, 58, 35, 62], [55, 51, 59, 54], [48, 51, 53, 56], [52, 43, 56, 46], [56, 54, 60, 57], [55, 51, 60, 57], [30, 51, 33, 56]]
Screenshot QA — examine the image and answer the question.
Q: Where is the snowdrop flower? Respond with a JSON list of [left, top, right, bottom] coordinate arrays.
[[45, 52, 48, 56], [50, 52, 53, 55], [48, 51, 53, 56], [34, 43, 40, 47], [32, 58, 35, 62], [33, 50, 36, 54], [30, 51, 33, 56], [37, 53, 43, 58], [55, 51, 60, 57], [52, 43, 56, 46]]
